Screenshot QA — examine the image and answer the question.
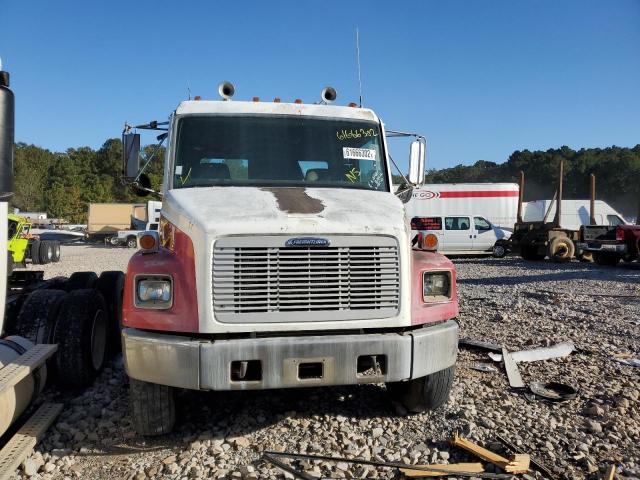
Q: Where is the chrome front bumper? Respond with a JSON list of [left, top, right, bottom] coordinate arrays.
[[122, 321, 458, 391]]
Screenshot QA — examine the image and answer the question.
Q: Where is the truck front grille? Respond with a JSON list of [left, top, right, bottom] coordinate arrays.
[[212, 236, 400, 323]]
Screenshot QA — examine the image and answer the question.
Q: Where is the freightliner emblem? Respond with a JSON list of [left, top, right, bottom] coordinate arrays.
[[285, 237, 330, 247]]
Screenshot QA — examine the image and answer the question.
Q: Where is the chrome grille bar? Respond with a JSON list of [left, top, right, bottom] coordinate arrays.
[[212, 236, 400, 323]]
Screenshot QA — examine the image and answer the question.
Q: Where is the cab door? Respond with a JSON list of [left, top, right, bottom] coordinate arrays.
[[443, 216, 472, 251], [472, 216, 498, 252]]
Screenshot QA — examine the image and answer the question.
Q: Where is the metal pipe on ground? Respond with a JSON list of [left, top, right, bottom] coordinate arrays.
[[0, 337, 48, 437]]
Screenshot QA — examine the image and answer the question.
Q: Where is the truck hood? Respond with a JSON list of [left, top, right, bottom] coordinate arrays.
[[163, 186, 407, 238]]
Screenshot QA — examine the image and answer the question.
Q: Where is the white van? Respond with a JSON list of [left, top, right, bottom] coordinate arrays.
[[411, 215, 511, 257]]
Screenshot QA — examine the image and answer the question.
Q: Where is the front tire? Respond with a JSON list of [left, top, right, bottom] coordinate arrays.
[[386, 366, 455, 413], [127, 237, 137, 249], [129, 378, 176, 436]]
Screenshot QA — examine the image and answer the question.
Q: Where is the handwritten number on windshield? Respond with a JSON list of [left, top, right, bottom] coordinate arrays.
[[336, 129, 378, 141]]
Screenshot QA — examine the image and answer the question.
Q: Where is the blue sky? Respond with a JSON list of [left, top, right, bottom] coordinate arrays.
[[2, 0, 639, 171]]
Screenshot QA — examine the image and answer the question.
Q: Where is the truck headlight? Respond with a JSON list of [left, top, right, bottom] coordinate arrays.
[[135, 275, 173, 309], [423, 271, 451, 302]]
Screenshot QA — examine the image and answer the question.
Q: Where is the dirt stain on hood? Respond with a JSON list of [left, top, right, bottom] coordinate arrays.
[[261, 187, 325, 214]]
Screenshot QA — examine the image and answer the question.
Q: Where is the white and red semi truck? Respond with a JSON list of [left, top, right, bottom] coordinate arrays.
[[120, 84, 460, 435]]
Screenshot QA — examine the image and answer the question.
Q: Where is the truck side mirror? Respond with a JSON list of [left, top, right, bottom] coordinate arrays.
[[408, 139, 426, 186], [123, 132, 141, 178]]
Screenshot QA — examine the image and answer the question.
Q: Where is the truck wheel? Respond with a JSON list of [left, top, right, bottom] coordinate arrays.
[[594, 252, 621, 266], [13, 289, 67, 344], [67, 271, 98, 291], [30, 240, 41, 264], [520, 245, 544, 261], [548, 237, 575, 262], [95, 271, 125, 354], [52, 289, 108, 388], [126, 236, 138, 249], [492, 243, 507, 258], [386, 366, 455, 413], [129, 378, 175, 436], [52, 241, 61, 262], [38, 241, 54, 264]]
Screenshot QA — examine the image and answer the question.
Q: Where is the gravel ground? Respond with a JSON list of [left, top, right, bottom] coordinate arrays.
[[8, 247, 640, 480]]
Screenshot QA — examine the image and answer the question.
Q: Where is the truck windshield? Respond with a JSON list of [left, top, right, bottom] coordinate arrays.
[[172, 115, 388, 191]]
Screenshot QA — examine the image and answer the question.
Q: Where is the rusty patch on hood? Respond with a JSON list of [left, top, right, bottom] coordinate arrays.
[[261, 187, 325, 214]]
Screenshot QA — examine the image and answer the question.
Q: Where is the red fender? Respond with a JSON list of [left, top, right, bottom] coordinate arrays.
[[123, 226, 199, 333], [410, 249, 459, 325]]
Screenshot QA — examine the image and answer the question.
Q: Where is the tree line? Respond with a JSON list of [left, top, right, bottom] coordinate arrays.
[[11, 140, 640, 223], [13, 140, 164, 223]]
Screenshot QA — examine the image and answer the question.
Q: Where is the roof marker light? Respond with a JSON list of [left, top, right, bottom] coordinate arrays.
[[273, 97, 281, 103], [348, 102, 357, 107], [194, 96, 202, 101], [294, 99, 302, 104], [252, 97, 260, 102]]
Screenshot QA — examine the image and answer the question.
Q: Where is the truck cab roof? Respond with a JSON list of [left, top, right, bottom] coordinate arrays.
[[174, 100, 380, 123]]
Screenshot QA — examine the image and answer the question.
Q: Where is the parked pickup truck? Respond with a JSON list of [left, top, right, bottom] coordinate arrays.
[[578, 224, 640, 265]]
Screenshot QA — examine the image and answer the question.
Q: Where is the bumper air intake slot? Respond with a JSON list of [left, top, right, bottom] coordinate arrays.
[[357, 354, 387, 377], [298, 362, 324, 380], [230, 360, 262, 382]]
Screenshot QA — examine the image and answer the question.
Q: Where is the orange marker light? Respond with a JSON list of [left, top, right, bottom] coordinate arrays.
[[194, 95, 202, 101], [294, 99, 302, 104], [139, 234, 157, 250], [274, 97, 281, 103], [348, 102, 358, 107], [423, 233, 438, 250], [252, 96, 260, 102]]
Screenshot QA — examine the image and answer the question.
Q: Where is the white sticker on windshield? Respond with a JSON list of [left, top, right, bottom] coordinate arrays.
[[175, 165, 183, 175], [343, 147, 376, 161]]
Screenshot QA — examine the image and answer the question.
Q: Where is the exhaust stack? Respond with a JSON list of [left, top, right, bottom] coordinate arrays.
[[0, 59, 13, 199], [552, 160, 564, 228], [516, 171, 524, 224], [589, 174, 596, 225]]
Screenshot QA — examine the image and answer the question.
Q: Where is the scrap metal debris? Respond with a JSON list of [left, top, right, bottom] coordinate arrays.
[[525, 381, 579, 403], [458, 338, 502, 353], [470, 363, 498, 373], [502, 347, 525, 389], [488, 341, 574, 363]]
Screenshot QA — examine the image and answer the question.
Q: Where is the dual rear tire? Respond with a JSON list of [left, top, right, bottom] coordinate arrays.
[[30, 240, 61, 264], [13, 288, 108, 388]]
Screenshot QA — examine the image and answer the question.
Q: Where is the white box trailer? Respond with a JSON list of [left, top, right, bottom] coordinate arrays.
[[523, 199, 628, 230], [404, 183, 519, 230]]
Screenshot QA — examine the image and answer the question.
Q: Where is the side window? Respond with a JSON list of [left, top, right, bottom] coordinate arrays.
[[474, 217, 491, 231], [607, 215, 624, 226], [445, 217, 470, 231]]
